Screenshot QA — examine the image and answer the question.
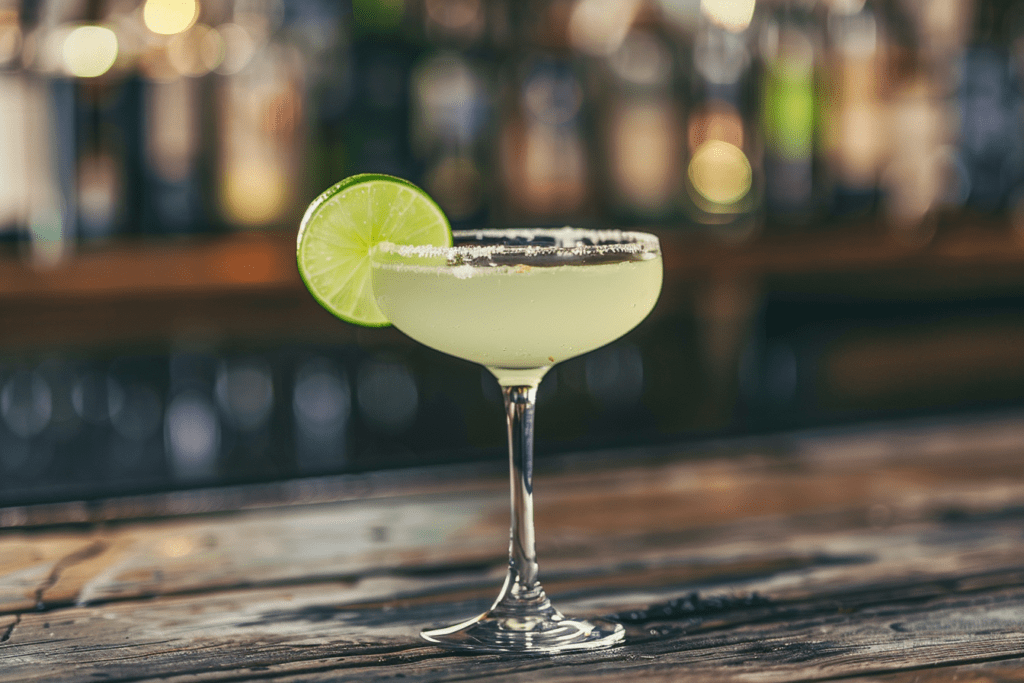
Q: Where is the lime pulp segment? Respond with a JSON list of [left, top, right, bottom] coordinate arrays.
[[296, 174, 451, 327]]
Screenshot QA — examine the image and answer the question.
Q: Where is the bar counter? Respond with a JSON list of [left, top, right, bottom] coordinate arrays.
[[4, 412, 1024, 681]]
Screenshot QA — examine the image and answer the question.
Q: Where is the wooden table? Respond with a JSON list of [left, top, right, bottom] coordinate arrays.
[[5, 412, 1024, 681]]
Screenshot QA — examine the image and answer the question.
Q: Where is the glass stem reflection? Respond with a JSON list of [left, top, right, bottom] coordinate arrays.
[[500, 384, 544, 604]]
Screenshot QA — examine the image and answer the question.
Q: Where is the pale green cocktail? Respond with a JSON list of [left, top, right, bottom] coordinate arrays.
[[371, 228, 662, 386], [369, 227, 663, 653]]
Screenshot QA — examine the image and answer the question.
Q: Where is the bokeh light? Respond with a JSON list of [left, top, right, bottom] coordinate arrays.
[[701, 0, 756, 32], [62, 25, 118, 78], [688, 139, 752, 205], [143, 0, 200, 36], [221, 163, 289, 226]]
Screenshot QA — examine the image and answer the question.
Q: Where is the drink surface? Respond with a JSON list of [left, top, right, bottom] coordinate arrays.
[[371, 246, 663, 384]]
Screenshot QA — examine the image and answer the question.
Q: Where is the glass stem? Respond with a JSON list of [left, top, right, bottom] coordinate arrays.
[[497, 384, 546, 607], [421, 377, 624, 651]]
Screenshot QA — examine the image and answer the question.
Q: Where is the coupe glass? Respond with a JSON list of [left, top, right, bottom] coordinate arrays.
[[370, 228, 663, 653]]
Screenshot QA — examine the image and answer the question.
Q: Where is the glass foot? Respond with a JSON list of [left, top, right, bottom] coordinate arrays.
[[421, 599, 624, 654]]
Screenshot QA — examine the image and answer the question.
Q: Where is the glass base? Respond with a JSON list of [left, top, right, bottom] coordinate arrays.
[[421, 590, 624, 654], [421, 615, 624, 654]]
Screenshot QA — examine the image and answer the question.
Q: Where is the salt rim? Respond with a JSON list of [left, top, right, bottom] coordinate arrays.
[[374, 227, 660, 260]]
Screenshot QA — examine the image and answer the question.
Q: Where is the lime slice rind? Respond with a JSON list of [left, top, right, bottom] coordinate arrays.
[[297, 174, 451, 327]]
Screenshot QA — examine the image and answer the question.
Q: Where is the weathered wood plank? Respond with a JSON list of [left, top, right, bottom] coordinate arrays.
[[3, 504, 1024, 680], [0, 495, 505, 614], [2, 415, 1024, 681], [0, 534, 118, 613], [5, 427, 1024, 615], [4, 563, 1024, 682]]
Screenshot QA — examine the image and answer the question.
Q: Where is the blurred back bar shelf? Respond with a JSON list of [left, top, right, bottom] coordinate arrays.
[[0, 231, 344, 349], [5, 214, 1024, 347], [2, 217, 1020, 313], [5, 0, 1024, 508]]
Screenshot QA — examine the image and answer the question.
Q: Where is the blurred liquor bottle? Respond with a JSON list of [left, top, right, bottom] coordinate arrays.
[[215, 0, 312, 231], [954, 0, 1024, 215], [142, 75, 208, 234], [683, 0, 762, 239], [138, 0, 226, 236], [496, 0, 593, 225], [297, 0, 354, 199], [760, 0, 821, 226], [819, 0, 884, 219], [876, 0, 965, 242], [16, 1, 68, 265], [340, 0, 420, 182], [66, 0, 144, 243], [77, 70, 144, 243], [0, 0, 25, 242], [585, 1, 684, 225], [16, 0, 135, 257], [1008, 0, 1024, 231], [409, 0, 502, 228]]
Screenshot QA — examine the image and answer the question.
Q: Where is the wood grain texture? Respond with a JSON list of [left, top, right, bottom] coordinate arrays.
[[3, 414, 1024, 681]]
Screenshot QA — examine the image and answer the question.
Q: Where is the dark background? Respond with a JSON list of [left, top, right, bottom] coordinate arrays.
[[2, 0, 1024, 507]]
